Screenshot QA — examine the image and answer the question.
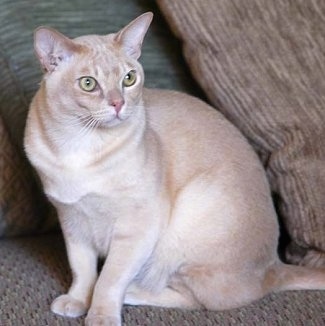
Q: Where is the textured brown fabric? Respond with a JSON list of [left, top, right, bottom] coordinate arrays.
[[0, 115, 55, 237], [1, 233, 325, 325], [157, 0, 325, 267]]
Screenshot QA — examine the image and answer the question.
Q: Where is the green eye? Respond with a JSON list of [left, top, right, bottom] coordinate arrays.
[[123, 70, 137, 87], [79, 77, 97, 92]]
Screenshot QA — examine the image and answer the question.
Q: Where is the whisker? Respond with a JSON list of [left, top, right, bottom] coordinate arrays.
[[50, 115, 97, 147], [47, 104, 146, 146], [76, 117, 98, 139], [64, 114, 94, 127]]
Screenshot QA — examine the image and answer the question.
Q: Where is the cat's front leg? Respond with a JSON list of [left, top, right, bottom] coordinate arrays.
[[85, 209, 160, 326], [51, 240, 97, 318]]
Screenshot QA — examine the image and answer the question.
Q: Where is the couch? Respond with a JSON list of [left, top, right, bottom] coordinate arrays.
[[1, 0, 325, 325]]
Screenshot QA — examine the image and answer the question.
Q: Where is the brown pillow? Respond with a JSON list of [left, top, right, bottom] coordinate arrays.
[[157, 0, 325, 267]]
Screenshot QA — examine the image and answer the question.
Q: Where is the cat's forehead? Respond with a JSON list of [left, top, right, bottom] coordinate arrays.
[[69, 33, 137, 81], [74, 34, 117, 55], [72, 34, 133, 73]]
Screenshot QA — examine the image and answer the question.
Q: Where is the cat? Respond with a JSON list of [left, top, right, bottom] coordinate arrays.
[[24, 12, 325, 326]]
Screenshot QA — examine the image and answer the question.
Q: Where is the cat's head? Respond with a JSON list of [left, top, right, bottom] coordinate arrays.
[[33, 12, 153, 128]]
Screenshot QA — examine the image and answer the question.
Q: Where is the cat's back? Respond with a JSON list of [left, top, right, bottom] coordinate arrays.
[[144, 88, 216, 124], [143, 88, 250, 155], [143, 88, 264, 190], [143, 89, 269, 202]]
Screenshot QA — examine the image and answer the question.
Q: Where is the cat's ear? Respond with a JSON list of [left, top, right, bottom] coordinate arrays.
[[114, 12, 153, 59], [34, 27, 80, 73]]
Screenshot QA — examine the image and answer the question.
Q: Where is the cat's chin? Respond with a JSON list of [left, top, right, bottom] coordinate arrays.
[[97, 116, 127, 128]]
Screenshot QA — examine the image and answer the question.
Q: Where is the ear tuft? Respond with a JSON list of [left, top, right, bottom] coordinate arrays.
[[114, 12, 153, 59], [34, 27, 79, 73]]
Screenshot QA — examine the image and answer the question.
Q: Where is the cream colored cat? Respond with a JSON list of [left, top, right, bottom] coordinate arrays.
[[24, 12, 325, 326]]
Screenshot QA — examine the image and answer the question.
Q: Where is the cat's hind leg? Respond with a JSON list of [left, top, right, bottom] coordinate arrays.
[[124, 282, 201, 309], [177, 264, 267, 311]]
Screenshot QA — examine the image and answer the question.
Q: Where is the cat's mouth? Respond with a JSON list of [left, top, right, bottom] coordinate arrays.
[[91, 110, 128, 128], [76, 106, 131, 130], [96, 116, 123, 128]]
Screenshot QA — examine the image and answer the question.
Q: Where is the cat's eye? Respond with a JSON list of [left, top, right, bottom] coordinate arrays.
[[79, 77, 97, 92], [123, 70, 137, 87]]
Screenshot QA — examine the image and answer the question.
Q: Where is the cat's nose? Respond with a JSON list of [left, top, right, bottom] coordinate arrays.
[[111, 98, 125, 114]]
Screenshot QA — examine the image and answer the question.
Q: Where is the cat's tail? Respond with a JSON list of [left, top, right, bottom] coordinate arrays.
[[264, 262, 325, 293]]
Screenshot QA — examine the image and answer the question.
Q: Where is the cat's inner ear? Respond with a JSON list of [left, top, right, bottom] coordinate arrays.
[[34, 27, 80, 73], [114, 12, 153, 60]]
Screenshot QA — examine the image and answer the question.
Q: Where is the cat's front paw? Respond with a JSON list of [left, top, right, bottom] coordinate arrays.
[[85, 313, 121, 326], [51, 294, 88, 318]]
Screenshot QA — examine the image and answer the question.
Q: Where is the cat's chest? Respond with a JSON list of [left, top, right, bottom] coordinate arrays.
[[39, 152, 137, 204], [26, 122, 148, 204], [43, 167, 100, 203]]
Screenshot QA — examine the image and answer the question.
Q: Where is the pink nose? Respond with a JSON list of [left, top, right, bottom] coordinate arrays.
[[111, 98, 125, 114]]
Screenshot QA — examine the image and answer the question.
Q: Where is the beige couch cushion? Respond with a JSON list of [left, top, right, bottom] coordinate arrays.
[[157, 0, 325, 267]]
